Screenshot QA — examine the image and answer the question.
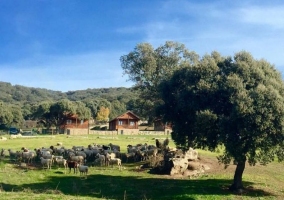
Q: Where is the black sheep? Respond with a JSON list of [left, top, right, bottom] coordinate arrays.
[[67, 161, 79, 173]]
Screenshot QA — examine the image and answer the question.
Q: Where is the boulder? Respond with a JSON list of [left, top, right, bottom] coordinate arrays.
[[170, 158, 189, 176], [185, 148, 198, 161]]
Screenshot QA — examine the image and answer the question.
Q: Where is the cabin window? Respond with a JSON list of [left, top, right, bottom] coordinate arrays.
[[130, 121, 134, 126], [66, 119, 72, 124], [118, 120, 123, 125], [80, 120, 84, 124]]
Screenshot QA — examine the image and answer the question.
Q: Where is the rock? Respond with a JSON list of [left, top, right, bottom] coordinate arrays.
[[170, 158, 188, 176], [185, 148, 198, 161]]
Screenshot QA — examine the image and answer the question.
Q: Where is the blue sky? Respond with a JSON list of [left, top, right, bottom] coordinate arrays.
[[0, 0, 283, 92]]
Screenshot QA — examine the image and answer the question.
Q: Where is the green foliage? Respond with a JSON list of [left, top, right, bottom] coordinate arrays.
[[121, 41, 198, 122], [109, 99, 127, 120], [0, 81, 138, 127], [32, 99, 91, 129], [159, 50, 284, 189], [0, 101, 13, 125]]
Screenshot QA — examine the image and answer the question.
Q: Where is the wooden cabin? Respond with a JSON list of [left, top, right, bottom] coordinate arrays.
[[109, 111, 140, 131], [60, 115, 90, 129]]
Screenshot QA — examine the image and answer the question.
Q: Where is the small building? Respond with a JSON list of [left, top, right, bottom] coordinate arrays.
[[60, 115, 92, 134], [109, 111, 140, 134]]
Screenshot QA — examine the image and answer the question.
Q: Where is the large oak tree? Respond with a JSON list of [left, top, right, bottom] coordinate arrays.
[[158, 51, 284, 191]]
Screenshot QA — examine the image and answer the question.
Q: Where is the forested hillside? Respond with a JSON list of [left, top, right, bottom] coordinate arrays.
[[0, 81, 140, 128], [0, 81, 136, 105]]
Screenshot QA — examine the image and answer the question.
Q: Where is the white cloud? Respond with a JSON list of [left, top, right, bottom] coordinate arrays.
[[134, 1, 284, 70], [240, 6, 284, 29]]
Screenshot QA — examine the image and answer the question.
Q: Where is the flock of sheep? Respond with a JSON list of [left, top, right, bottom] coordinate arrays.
[[0, 141, 161, 176]]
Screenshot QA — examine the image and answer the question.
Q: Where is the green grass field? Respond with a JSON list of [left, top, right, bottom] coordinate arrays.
[[0, 134, 284, 200]]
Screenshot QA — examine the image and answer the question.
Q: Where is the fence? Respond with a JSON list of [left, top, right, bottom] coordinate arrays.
[[65, 128, 172, 136]]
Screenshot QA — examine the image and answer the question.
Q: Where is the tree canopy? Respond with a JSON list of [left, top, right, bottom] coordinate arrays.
[[0, 83, 137, 129], [158, 50, 284, 191], [120, 41, 199, 123], [33, 99, 91, 129]]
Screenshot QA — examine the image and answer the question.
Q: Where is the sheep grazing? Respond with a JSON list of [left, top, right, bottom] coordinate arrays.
[[145, 148, 158, 159], [42, 154, 54, 162], [21, 151, 36, 164], [8, 149, 21, 161], [135, 149, 147, 161], [0, 149, 5, 160], [124, 152, 136, 163], [0, 148, 5, 157], [40, 157, 52, 169], [21, 147, 29, 152], [109, 143, 120, 152], [55, 158, 67, 170], [69, 155, 84, 165], [75, 151, 87, 160], [10, 135, 18, 139], [109, 158, 122, 170], [53, 155, 64, 162], [0, 136, 7, 141], [95, 153, 106, 166], [67, 161, 79, 173], [78, 165, 88, 176], [105, 152, 116, 166]]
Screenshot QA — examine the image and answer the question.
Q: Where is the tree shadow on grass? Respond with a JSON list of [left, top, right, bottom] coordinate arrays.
[[0, 173, 275, 200]]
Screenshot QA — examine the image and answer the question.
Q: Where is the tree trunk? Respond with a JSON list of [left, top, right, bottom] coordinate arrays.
[[230, 159, 246, 191]]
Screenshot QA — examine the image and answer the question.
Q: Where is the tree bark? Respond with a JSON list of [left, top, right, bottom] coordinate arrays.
[[229, 159, 246, 191]]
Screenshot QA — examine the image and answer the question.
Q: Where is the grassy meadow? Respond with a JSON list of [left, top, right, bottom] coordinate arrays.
[[0, 134, 284, 200]]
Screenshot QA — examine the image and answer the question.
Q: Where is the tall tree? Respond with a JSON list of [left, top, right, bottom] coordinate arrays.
[[0, 101, 13, 126], [74, 101, 91, 120], [158, 51, 284, 191], [109, 100, 127, 120], [120, 41, 199, 123], [84, 99, 99, 120], [33, 99, 77, 130], [10, 105, 24, 127]]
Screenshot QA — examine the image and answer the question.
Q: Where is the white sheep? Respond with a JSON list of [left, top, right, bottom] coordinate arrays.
[[69, 155, 84, 164], [0, 136, 7, 141], [21, 151, 36, 163], [53, 155, 64, 162], [40, 157, 52, 169], [42, 154, 54, 163], [78, 165, 88, 175], [55, 158, 67, 170], [105, 152, 116, 166], [41, 150, 52, 156], [10, 135, 18, 139], [8, 149, 21, 161], [109, 158, 122, 170]]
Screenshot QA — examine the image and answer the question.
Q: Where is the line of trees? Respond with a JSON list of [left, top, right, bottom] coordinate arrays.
[[0, 86, 140, 130]]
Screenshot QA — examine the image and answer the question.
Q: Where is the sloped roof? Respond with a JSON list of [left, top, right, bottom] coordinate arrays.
[[109, 111, 140, 122]]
